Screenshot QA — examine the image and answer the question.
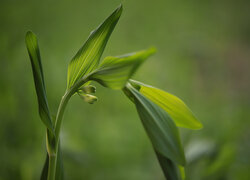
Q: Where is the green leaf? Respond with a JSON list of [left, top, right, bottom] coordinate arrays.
[[155, 150, 185, 180], [40, 145, 64, 180], [25, 31, 54, 132], [124, 83, 186, 166], [67, 4, 123, 89], [40, 154, 49, 180], [129, 80, 203, 130], [90, 48, 156, 89]]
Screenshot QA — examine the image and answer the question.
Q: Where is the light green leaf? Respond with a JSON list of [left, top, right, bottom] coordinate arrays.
[[90, 48, 156, 89], [129, 80, 203, 130], [67, 5, 123, 89], [124, 83, 186, 166], [155, 150, 185, 180], [25, 31, 54, 132]]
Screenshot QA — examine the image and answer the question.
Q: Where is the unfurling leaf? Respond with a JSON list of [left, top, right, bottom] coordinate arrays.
[[67, 5, 123, 89], [25, 31, 54, 132], [90, 47, 156, 89], [129, 80, 203, 130], [124, 83, 186, 166]]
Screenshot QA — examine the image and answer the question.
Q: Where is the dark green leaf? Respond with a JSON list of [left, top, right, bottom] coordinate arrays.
[[130, 80, 203, 130], [67, 5, 123, 89], [155, 150, 185, 180], [90, 48, 156, 89], [124, 83, 186, 165], [40, 154, 49, 180], [25, 31, 54, 132]]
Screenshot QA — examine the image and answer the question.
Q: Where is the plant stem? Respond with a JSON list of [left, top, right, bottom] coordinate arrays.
[[47, 76, 89, 180], [47, 154, 56, 180]]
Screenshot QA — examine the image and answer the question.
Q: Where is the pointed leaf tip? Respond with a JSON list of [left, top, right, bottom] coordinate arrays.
[[25, 31, 54, 132], [90, 47, 156, 89], [67, 4, 123, 89]]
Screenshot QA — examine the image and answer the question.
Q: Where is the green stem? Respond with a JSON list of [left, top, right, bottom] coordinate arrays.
[[47, 154, 56, 180], [46, 76, 89, 180]]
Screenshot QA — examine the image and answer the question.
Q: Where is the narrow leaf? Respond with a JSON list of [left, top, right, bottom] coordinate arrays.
[[130, 80, 203, 130], [25, 31, 54, 132], [90, 48, 156, 89], [40, 145, 64, 180], [155, 150, 184, 180], [67, 4, 123, 89], [124, 84, 186, 165], [40, 154, 49, 180]]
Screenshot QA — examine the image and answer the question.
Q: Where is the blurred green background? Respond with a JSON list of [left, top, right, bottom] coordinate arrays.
[[1, 0, 250, 179]]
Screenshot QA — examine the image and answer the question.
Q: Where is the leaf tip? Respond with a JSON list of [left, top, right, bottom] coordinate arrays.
[[194, 121, 203, 130], [25, 31, 36, 41], [148, 46, 157, 55], [117, 4, 123, 13]]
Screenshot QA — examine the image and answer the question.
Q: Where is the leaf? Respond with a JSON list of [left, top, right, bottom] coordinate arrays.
[[129, 80, 203, 130], [155, 150, 185, 180], [25, 31, 54, 132], [40, 154, 49, 180], [89, 48, 156, 89], [124, 83, 186, 166], [67, 4, 123, 89], [40, 145, 64, 180]]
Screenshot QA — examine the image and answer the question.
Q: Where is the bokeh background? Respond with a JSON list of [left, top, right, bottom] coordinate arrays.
[[1, 0, 250, 179]]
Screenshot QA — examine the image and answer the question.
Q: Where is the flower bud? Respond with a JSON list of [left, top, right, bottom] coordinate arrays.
[[78, 93, 98, 104], [80, 85, 96, 94]]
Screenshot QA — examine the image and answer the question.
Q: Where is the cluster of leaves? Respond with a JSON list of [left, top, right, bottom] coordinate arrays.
[[25, 4, 202, 180]]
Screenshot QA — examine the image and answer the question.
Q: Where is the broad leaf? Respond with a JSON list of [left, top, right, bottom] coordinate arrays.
[[130, 80, 203, 130], [25, 31, 54, 132], [67, 5, 123, 89], [124, 83, 186, 165], [90, 48, 156, 89], [155, 150, 185, 180]]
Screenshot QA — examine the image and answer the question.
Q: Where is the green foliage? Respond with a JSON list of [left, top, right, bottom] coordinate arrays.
[[129, 80, 203, 130], [25, 31, 54, 132], [67, 5, 122, 89], [90, 48, 156, 89], [155, 151, 184, 180], [124, 83, 185, 166], [25, 4, 202, 180]]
